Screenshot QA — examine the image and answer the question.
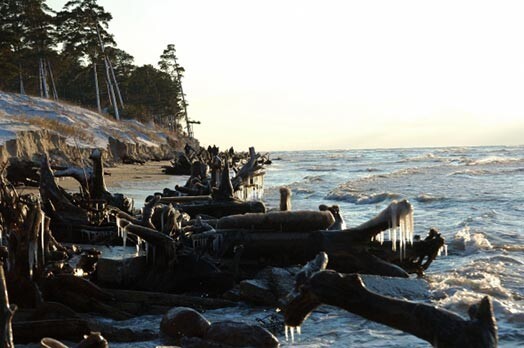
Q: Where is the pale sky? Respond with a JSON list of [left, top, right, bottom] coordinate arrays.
[[47, 0, 524, 151]]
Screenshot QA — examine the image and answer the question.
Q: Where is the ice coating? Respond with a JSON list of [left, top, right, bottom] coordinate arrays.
[[40, 214, 45, 265], [122, 225, 128, 248], [116, 216, 121, 238], [387, 200, 415, 260]]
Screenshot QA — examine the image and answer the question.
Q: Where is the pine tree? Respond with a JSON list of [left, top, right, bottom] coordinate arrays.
[[21, 0, 58, 99], [56, 0, 121, 116], [0, 0, 28, 93], [159, 44, 189, 135]]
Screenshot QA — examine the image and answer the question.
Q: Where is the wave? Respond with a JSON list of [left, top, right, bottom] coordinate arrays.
[[326, 190, 402, 204], [448, 226, 493, 254], [414, 193, 447, 203], [463, 156, 523, 166], [399, 152, 449, 163]]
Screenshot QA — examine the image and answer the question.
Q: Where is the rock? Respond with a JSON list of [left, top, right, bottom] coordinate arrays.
[[360, 274, 430, 300], [204, 321, 279, 348], [160, 307, 211, 339], [268, 267, 296, 302], [239, 278, 276, 306]]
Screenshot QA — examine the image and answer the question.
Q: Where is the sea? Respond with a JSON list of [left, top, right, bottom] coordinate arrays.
[[106, 145, 524, 347]]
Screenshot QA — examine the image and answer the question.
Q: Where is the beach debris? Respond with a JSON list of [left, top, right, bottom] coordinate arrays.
[[283, 253, 498, 348]]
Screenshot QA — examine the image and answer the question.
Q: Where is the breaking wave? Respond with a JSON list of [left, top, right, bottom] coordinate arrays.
[[414, 193, 447, 203], [448, 226, 493, 254], [325, 190, 402, 204], [399, 152, 449, 163], [463, 156, 523, 166]]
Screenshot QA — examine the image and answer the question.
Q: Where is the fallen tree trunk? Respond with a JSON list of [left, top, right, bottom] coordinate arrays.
[[216, 210, 335, 232], [13, 319, 90, 344], [178, 200, 266, 219], [0, 263, 16, 348], [104, 288, 236, 310], [39, 155, 89, 225], [283, 253, 498, 348]]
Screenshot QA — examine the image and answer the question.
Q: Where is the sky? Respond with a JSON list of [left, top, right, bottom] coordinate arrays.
[[47, 0, 524, 151]]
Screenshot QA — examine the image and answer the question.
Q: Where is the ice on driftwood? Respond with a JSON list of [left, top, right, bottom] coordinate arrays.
[[372, 200, 415, 260]]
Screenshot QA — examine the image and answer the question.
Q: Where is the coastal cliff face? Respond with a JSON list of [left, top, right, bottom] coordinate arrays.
[[0, 91, 198, 165]]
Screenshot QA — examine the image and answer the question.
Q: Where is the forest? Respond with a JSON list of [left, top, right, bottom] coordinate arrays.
[[0, 0, 189, 133]]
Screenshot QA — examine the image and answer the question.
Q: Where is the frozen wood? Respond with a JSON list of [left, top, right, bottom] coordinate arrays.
[[0, 263, 16, 348], [217, 210, 335, 232], [104, 288, 236, 310], [283, 254, 498, 348]]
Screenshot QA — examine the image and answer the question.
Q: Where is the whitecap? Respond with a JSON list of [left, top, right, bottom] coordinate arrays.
[[448, 226, 493, 254], [414, 193, 446, 203]]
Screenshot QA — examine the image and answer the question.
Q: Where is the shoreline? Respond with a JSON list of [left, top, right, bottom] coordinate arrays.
[[17, 160, 176, 195]]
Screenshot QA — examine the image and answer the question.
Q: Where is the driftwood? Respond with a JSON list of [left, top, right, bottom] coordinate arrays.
[[13, 319, 91, 344], [216, 210, 335, 232], [0, 263, 16, 348], [177, 200, 266, 219], [6, 159, 39, 186], [212, 200, 443, 277], [40, 155, 89, 225], [104, 288, 236, 311], [231, 147, 262, 190], [283, 253, 498, 348], [53, 149, 133, 213], [279, 187, 291, 211]]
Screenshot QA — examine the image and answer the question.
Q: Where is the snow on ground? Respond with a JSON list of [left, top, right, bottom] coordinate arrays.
[[0, 91, 171, 148]]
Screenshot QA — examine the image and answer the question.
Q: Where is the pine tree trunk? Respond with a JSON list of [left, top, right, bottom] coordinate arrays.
[[19, 64, 25, 95], [41, 58, 49, 99], [38, 60, 43, 98], [107, 57, 124, 108], [46, 59, 58, 101], [104, 58, 119, 120], [93, 62, 102, 113]]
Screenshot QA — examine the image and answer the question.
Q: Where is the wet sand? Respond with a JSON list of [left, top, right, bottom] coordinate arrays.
[[17, 160, 174, 195]]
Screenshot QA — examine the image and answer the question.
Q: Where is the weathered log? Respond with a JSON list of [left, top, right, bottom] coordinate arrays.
[[216, 210, 335, 232], [159, 195, 213, 204], [319, 204, 346, 230], [104, 288, 236, 310], [6, 159, 39, 186], [213, 161, 234, 200], [279, 187, 291, 211], [178, 200, 266, 219], [232, 147, 262, 190], [40, 155, 89, 225], [0, 263, 16, 348], [13, 319, 91, 344], [283, 254, 498, 348]]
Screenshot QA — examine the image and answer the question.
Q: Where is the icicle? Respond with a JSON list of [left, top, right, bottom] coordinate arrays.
[[284, 325, 289, 341], [290, 326, 295, 343], [28, 242, 35, 279], [136, 236, 142, 254], [122, 226, 127, 248], [297, 326, 302, 335], [40, 214, 45, 265], [444, 244, 448, 256], [116, 216, 121, 237]]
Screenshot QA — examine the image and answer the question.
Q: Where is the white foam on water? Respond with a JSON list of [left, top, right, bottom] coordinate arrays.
[[449, 226, 492, 254]]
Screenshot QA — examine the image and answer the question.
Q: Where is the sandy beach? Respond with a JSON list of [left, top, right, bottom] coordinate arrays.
[[17, 160, 175, 195]]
